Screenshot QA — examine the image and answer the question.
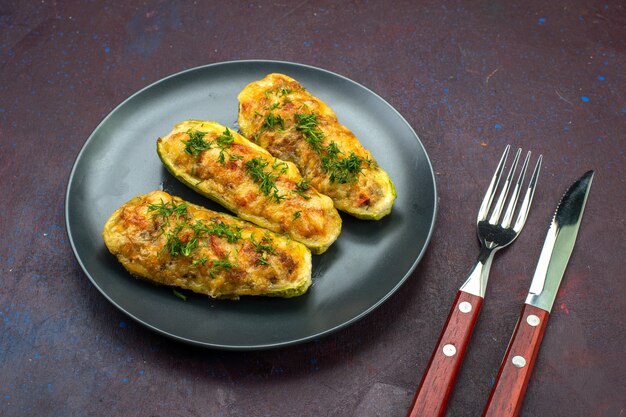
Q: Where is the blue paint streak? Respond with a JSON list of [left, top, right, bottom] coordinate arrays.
[[303, 40, 312, 47], [139, 369, 145, 375], [580, 96, 590, 102], [122, 378, 129, 383], [495, 123, 502, 129], [47, 383, 52, 392], [538, 17, 546, 24], [4, 395, 10, 400], [597, 75, 605, 81]]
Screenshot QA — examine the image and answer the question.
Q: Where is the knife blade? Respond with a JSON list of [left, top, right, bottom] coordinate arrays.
[[481, 170, 594, 417]]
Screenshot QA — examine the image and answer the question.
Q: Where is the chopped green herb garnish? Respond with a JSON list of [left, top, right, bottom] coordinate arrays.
[[293, 211, 302, 220], [190, 220, 242, 243], [329, 152, 364, 184], [267, 102, 280, 111], [209, 222, 243, 243], [295, 113, 324, 153], [250, 233, 277, 265], [183, 130, 212, 157], [272, 160, 289, 174], [192, 256, 208, 266], [292, 178, 311, 200], [294, 112, 365, 184], [244, 157, 285, 203], [264, 87, 294, 99], [208, 257, 235, 278], [263, 112, 285, 131], [147, 200, 189, 222], [173, 288, 187, 301]]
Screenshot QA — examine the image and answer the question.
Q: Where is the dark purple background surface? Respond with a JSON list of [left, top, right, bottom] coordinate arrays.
[[1, 1, 624, 416]]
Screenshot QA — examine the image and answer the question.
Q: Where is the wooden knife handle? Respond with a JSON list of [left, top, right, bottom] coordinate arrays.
[[406, 291, 483, 417], [482, 304, 550, 417]]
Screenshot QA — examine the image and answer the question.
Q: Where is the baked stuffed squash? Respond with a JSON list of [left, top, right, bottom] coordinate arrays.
[[237, 73, 396, 220], [102, 191, 312, 299], [157, 120, 341, 254]]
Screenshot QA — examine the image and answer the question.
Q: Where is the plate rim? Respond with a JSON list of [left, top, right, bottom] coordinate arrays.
[[65, 59, 438, 350]]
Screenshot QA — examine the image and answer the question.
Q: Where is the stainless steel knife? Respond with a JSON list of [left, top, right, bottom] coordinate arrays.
[[481, 170, 594, 417]]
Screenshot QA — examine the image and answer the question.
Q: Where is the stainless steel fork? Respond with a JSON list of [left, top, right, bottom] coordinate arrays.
[[406, 145, 542, 417]]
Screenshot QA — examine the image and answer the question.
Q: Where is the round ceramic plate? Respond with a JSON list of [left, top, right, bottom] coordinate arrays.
[[65, 60, 437, 350]]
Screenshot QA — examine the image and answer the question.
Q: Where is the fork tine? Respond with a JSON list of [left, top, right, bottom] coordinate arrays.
[[513, 154, 543, 232], [501, 151, 531, 228], [478, 145, 511, 221], [488, 148, 522, 224]]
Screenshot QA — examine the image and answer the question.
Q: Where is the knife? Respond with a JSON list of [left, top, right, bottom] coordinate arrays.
[[481, 170, 594, 417]]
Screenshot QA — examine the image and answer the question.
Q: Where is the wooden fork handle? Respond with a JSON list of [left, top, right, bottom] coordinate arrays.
[[481, 304, 549, 417], [406, 291, 483, 417]]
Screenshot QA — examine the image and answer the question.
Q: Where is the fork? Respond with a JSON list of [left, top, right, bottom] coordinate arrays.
[[405, 145, 542, 417]]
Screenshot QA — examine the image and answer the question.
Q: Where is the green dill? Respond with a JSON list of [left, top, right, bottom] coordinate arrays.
[[263, 112, 285, 131], [293, 211, 302, 220], [244, 157, 285, 203], [209, 222, 243, 243], [190, 220, 242, 243], [216, 128, 234, 148], [267, 102, 280, 111], [192, 255, 208, 266], [172, 288, 187, 301], [256, 252, 270, 265], [250, 233, 276, 265], [183, 130, 212, 157], [294, 113, 324, 153], [328, 152, 364, 184], [208, 256, 235, 278], [294, 113, 365, 184], [147, 200, 189, 222], [272, 159, 289, 174], [215, 128, 233, 164], [326, 141, 341, 158], [162, 224, 188, 257], [292, 178, 311, 200], [264, 87, 294, 99]]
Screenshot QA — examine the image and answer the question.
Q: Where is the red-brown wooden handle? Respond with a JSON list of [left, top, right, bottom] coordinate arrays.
[[406, 291, 484, 417], [482, 303, 550, 417]]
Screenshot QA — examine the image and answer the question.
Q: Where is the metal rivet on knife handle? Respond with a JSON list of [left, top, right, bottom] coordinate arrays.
[[526, 315, 541, 327], [458, 302, 472, 313], [512, 356, 527, 368], [443, 344, 457, 357]]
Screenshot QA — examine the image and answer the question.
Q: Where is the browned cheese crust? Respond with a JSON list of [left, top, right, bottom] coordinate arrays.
[[237, 73, 396, 220], [157, 120, 341, 254], [102, 191, 312, 299]]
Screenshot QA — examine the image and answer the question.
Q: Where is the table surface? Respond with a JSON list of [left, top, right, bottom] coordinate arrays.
[[1, 1, 624, 416]]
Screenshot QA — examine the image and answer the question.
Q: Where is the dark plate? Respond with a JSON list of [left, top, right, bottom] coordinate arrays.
[[65, 60, 437, 350]]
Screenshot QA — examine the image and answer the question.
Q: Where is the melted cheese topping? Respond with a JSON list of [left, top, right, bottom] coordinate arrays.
[[102, 191, 312, 299], [237, 73, 396, 220], [157, 120, 341, 254]]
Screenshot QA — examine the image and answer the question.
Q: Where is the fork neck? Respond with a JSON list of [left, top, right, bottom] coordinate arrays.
[[459, 246, 497, 298]]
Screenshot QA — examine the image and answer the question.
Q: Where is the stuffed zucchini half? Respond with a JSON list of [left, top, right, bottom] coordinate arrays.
[[102, 191, 312, 299], [237, 73, 396, 220], [157, 120, 341, 254]]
